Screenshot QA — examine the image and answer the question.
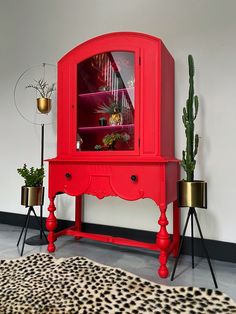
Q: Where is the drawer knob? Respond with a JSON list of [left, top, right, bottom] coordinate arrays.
[[131, 175, 137, 182], [65, 173, 72, 179]]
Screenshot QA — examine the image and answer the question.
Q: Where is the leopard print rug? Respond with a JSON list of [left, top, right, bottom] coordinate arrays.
[[0, 253, 236, 314]]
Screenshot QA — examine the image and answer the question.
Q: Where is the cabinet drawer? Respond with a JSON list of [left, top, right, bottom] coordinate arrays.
[[49, 164, 90, 196], [110, 166, 161, 200]]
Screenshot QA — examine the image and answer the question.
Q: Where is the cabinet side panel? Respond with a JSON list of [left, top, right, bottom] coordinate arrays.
[[166, 162, 179, 204], [160, 44, 175, 158], [57, 60, 71, 156], [141, 42, 160, 156]]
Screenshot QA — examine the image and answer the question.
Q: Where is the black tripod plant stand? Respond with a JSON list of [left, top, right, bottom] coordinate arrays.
[[17, 206, 48, 256], [25, 124, 48, 246], [171, 206, 218, 289]]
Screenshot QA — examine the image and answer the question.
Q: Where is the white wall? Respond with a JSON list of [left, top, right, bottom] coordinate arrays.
[[0, 0, 236, 243]]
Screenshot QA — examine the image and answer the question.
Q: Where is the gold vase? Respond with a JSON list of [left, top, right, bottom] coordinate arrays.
[[177, 180, 207, 208], [37, 98, 51, 114], [109, 113, 123, 126], [21, 186, 44, 207]]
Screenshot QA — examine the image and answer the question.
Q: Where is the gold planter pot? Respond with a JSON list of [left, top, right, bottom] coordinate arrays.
[[21, 186, 44, 207], [37, 98, 51, 114], [177, 180, 207, 209]]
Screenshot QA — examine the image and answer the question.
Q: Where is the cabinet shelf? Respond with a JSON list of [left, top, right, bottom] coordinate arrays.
[[78, 124, 134, 134], [78, 87, 134, 98]]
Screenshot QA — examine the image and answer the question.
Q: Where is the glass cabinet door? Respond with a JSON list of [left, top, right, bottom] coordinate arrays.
[[77, 51, 135, 151]]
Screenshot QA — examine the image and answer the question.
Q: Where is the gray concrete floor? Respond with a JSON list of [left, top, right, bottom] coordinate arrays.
[[1, 223, 236, 302]]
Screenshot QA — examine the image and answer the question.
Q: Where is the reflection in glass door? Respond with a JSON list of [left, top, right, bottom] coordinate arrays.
[[77, 51, 135, 151]]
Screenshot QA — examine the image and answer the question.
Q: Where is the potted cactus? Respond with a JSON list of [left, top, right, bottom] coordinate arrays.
[[26, 78, 56, 114], [17, 164, 45, 207], [178, 55, 207, 208]]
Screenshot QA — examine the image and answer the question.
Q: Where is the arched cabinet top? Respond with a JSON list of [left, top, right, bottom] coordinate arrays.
[[56, 31, 175, 160], [59, 32, 164, 65]]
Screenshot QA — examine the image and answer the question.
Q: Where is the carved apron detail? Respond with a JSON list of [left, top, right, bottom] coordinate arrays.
[[85, 175, 116, 199]]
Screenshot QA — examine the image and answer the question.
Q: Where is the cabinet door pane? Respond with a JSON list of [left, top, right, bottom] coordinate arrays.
[[77, 51, 135, 151]]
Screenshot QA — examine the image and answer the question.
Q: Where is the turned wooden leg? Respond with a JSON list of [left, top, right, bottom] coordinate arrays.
[[75, 195, 83, 240], [75, 195, 82, 231], [46, 196, 57, 253], [172, 200, 180, 257], [156, 204, 170, 278]]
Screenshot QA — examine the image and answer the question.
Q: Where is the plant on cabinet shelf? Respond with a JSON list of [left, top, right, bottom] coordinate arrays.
[[95, 132, 130, 150], [17, 164, 45, 207], [98, 116, 107, 126], [178, 55, 206, 208], [98, 85, 110, 92], [95, 99, 123, 126], [26, 78, 56, 114]]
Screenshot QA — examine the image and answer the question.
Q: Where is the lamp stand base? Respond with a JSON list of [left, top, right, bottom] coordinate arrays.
[[25, 234, 48, 246]]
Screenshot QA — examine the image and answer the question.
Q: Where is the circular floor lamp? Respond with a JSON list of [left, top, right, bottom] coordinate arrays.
[[14, 63, 56, 245]]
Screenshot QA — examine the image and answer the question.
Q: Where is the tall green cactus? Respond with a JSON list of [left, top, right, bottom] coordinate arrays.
[[181, 55, 199, 182]]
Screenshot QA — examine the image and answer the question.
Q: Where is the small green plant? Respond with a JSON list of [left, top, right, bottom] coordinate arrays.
[[17, 164, 45, 187], [26, 78, 56, 98], [181, 55, 199, 182], [99, 117, 107, 122], [98, 85, 110, 91], [94, 145, 102, 150], [99, 117, 107, 126], [102, 132, 130, 149]]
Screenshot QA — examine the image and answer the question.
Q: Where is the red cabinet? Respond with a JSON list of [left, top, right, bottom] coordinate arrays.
[[46, 32, 180, 278]]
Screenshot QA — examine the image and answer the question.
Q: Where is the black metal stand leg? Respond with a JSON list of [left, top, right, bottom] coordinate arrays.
[[31, 207, 48, 242], [17, 207, 30, 247], [191, 207, 194, 269], [40, 124, 44, 240], [193, 209, 218, 289], [20, 207, 32, 256], [171, 208, 192, 281], [24, 124, 47, 246], [40, 205, 43, 239]]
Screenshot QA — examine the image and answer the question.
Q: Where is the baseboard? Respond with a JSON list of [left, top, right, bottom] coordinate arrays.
[[1, 211, 235, 263]]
